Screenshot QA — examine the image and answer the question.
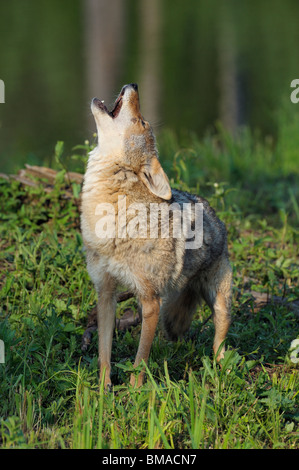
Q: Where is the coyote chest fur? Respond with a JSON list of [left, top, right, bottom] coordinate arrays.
[[81, 83, 232, 388]]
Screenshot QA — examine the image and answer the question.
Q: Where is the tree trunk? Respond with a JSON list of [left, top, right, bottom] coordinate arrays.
[[84, 0, 125, 132], [217, 5, 239, 134], [138, 0, 161, 126]]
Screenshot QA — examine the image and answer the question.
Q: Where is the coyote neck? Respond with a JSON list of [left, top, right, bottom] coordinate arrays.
[[82, 148, 121, 196]]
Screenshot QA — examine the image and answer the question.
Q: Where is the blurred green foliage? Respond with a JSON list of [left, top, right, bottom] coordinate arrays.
[[1, 0, 299, 174]]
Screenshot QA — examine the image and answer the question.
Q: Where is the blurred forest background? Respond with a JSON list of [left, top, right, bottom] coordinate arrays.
[[1, 0, 299, 174]]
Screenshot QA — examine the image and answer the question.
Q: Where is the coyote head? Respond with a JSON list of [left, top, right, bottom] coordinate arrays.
[[91, 83, 171, 200]]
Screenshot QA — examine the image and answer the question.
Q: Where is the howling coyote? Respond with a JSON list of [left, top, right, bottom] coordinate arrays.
[[81, 84, 232, 388]]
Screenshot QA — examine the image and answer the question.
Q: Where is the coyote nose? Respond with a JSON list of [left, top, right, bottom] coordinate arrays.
[[130, 83, 138, 91]]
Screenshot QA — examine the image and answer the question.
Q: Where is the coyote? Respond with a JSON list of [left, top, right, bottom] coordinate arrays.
[[81, 84, 232, 388]]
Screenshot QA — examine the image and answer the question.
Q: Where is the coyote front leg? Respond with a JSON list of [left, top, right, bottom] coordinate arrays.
[[130, 296, 160, 387], [97, 273, 117, 390]]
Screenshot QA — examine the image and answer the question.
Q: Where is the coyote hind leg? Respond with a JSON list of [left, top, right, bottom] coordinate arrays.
[[202, 256, 232, 362], [212, 290, 231, 361]]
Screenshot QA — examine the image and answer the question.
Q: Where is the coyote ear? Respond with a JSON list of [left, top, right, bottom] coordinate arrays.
[[139, 157, 172, 200]]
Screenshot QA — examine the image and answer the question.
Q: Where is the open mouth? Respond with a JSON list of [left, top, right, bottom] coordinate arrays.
[[93, 87, 125, 118]]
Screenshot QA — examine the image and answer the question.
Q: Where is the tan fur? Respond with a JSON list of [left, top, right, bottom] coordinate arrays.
[[81, 84, 232, 388]]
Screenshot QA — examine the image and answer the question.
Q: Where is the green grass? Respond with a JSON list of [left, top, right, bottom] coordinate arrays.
[[0, 128, 298, 449]]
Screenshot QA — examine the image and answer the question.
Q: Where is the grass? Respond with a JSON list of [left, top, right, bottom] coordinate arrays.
[[0, 127, 298, 449]]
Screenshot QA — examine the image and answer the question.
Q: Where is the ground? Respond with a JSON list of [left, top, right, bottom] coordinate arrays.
[[0, 138, 298, 448]]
